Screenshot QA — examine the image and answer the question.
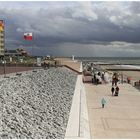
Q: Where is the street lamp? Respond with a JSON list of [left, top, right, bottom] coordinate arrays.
[[119, 61, 123, 84]]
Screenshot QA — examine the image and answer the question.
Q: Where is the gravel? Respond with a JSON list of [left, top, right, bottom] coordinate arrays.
[[0, 67, 77, 139]]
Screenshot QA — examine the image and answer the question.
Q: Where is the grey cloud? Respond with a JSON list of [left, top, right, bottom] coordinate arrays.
[[0, 1, 140, 57], [129, 2, 140, 13]]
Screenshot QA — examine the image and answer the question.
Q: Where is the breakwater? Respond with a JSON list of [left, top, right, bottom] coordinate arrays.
[[0, 67, 77, 139]]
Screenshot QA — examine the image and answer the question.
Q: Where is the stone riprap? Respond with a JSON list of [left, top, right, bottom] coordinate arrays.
[[0, 67, 77, 139]]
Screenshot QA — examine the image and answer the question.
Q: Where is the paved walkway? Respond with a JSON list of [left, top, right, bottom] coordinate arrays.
[[85, 82, 140, 138]]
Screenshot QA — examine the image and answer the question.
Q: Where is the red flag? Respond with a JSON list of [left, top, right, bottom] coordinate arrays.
[[24, 33, 32, 40]]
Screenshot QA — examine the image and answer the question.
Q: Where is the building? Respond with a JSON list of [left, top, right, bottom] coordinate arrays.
[[0, 20, 4, 56], [5, 49, 21, 57], [5, 49, 29, 57]]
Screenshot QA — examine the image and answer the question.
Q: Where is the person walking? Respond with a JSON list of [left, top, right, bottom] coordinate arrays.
[[101, 97, 106, 108], [114, 86, 119, 96], [127, 77, 131, 84], [93, 74, 97, 84], [111, 86, 115, 96], [114, 78, 118, 86]]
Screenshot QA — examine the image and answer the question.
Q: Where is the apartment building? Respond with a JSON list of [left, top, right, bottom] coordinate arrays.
[[0, 20, 4, 56]]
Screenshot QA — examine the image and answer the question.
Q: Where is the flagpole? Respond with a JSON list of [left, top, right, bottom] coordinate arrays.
[[32, 33, 34, 71], [32, 33, 36, 72], [24, 32, 35, 71], [3, 52, 6, 77], [3, 20, 6, 78], [32, 43, 34, 71]]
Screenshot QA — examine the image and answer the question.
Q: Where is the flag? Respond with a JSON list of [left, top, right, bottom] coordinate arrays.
[[24, 33, 33, 40], [0, 20, 4, 31]]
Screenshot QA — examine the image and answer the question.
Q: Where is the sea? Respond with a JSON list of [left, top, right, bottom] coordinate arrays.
[[76, 57, 140, 65]]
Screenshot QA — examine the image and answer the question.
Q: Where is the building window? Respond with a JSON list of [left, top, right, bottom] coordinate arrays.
[[0, 36, 4, 38]]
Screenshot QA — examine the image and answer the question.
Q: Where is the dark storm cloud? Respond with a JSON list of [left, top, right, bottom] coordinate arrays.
[[129, 1, 140, 13], [0, 1, 140, 56]]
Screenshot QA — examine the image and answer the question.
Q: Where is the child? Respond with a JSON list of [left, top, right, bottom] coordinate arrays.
[[114, 86, 119, 96], [101, 97, 106, 108]]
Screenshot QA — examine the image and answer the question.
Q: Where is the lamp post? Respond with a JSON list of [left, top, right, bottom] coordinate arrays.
[[3, 51, 6, 77], [120, 61, 123, 84], [2, 20, 6, 78]]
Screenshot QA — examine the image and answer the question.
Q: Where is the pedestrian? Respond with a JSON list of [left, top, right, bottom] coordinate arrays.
[[127, 77, 131, 84], [114, 78, 118, 86], [112, 73, 119, 86], [101, 97, 106, 108], [98, 76, 102, 84], [101, 72, 105, 81], [55, 61, 57, 67], [93, 74, 96, 84], [111, 86, 115, 96], [114, 86, 119, 96], [112, 74, 115, 86]]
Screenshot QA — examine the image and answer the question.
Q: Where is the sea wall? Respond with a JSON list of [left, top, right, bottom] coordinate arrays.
[[65, 75, 91, 138]]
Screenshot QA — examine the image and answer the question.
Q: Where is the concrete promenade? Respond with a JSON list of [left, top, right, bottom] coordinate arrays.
[[64, 59, 91, 138], [61, 59, 140, 138], [85, 82, 140, 138]]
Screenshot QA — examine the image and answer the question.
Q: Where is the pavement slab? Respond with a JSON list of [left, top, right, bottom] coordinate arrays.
[[85, 83, 140, 139]]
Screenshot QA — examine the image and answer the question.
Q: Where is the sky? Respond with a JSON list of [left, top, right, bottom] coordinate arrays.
[[1, 1, 140, 57]]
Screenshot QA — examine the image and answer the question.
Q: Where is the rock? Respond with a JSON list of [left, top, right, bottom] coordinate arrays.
[[0, 67, 77, 138]]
